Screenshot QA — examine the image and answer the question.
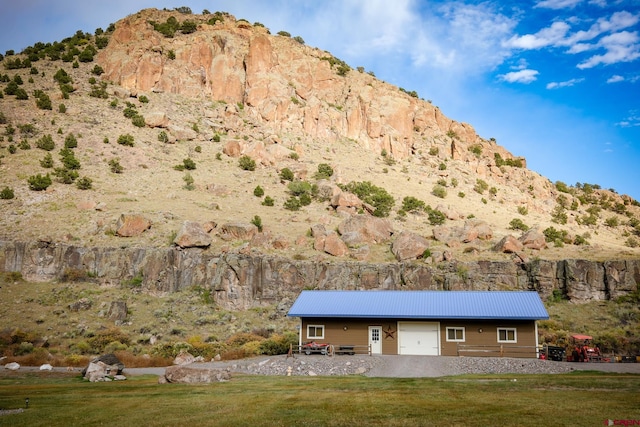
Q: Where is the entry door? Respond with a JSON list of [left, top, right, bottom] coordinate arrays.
[[369, 326, 382, 354]]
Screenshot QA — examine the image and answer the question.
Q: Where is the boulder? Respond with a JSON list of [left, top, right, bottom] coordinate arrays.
[[164, 365, 231, 383], [337, 215, 393, 245], [173, 350, 196, 366], [322, 232, 349, 257], [82, 354, 125, 382], [331, 191, 363, 209], [493, 235, 524, 253], [519, 229, 547, 250], [219, 222, 259, 241], [223, 140, 243, 157], [174, 221, 212, 248], [39, 363, 53, 371], [107, 301, 128, 322], [5, 362, 20, 371], [116, 214, 151, 237], [168, 124, 197, 140], [145, 111, 169, 128], [391, 231, 430, 261]]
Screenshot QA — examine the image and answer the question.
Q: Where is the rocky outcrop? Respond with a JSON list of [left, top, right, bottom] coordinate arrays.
[[1, 241, 638, 309], [96, 9, 531, 185]]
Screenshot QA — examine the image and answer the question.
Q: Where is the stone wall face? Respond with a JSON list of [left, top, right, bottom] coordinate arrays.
[[1, 241, 637, 310]]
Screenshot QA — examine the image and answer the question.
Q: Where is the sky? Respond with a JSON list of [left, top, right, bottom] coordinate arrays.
[[1, 0, 639, 199]]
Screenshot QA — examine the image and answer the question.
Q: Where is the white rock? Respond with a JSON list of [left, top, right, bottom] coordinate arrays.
[[5, 362, 20, 370], [39, 363, 53, 371]]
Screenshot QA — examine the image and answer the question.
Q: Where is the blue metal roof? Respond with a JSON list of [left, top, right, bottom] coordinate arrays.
[[287, 290, 549, 320]]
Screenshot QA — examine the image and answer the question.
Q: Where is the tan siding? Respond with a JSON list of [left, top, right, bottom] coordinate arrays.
[[300, 318, 539, 358]]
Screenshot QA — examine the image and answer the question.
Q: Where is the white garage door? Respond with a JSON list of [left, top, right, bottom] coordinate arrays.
[[398, 322, 440, 355]]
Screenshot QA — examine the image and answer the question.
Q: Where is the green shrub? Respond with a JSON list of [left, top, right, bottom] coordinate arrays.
[[427, 208, 446, 225], [543, 226, 568, 244], [108, 158, 123, 173], [91, 64, 104, 75], [18, 139, 31, 150], [551, 205, 568, 225], [212, 133, 221, 142], [604, 216, 619, 227], [35, 134, 55, 151], [158, 131, 168, 143], [288, 180, 312, 196], [53, 167, 78, 184], [438, 162, 446, 170], [517, 206, 528, 215], [432, 184, 447, 199], [58, 103, 66, 113], [64, 133, 78, 148], [342, 181, 394, 217], [0, 187, 14, 199], [182, 158, 196, 170], [40, 153, 54, 168], [59, 148, 80, 169], [469, 144, 482, 156], [251, 215, 263, 232], [15, 88, 28, 100], [117, 134, 134, 146], [314, 163, 334, 180], [253, 186, 264, 197], [277, 31, 291, 37], [474, 179, 489, 194], [8, 144, 16, 154], [284, 196, 301, 211], [262, 196, 274, 206], [183, 173, 194, 190], [138, 95, 149, 103], [76, 176, 92, 190], [131, 114, 145, 127], [238, 155, 256, 171], [401, 196, 425, 213], [27, 173, 52, 191], [280, 168, 294, 181], [36, 92, 52, 110], [509, 218, 529, 231]]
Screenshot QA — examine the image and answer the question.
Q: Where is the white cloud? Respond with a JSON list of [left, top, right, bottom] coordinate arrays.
[[546, 78, 585, 89], [534, 0, 582, 9], [607, 75, 625, 83], [505, 21, 570, 49], [499, 69, 540, 83], [577, 31, 640, 68]]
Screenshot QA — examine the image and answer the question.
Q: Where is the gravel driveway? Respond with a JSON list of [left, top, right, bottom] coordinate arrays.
[[124, 355, 640, 378]]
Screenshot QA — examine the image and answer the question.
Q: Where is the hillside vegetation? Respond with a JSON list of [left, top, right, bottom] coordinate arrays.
[[0, 7, 639, 363]]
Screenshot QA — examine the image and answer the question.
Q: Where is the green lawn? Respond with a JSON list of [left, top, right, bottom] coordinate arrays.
[[0, 371, 638, 426]]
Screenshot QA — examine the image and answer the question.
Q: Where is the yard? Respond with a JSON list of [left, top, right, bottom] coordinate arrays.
[[0, 371, 638, 426]]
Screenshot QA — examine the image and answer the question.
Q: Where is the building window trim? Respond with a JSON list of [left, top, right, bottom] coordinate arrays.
[[445, 327, 465, 342], [307, 324, 325, 340], [497, 327, 517, 343]]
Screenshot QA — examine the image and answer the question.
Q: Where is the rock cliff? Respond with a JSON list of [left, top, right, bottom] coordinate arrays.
[[2, 240, 637, 310], [97, 9, 548, 196]]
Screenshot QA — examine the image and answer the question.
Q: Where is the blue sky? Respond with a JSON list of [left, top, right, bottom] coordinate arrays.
[[1, 0, 639, 199]]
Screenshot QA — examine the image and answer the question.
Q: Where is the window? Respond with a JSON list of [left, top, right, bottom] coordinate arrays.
[[307, 325, 324, 339], [497, 328, 517, 343], [446, 327, 465, 342]]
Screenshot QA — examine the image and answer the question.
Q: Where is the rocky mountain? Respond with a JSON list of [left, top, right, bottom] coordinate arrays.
[[1, 8, 639, 308]]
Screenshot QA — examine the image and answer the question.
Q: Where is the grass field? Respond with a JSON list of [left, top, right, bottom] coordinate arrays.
[[0, 371, 638, 426]]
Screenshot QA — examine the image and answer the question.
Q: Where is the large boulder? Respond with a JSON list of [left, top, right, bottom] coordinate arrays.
[[519, 229, 547, 250], [107, 301, 128, 322], [164, 365, 231, 383], [322, 232, 349, 257], [174, 221, 212, 248], [82, 354, 125, 382], [116, 214, 151, 237], [493, 235, 524, 253], [337, 215, 393, 245], [391, 231, 430, 261], [331, 191, 363, 210]]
